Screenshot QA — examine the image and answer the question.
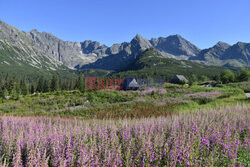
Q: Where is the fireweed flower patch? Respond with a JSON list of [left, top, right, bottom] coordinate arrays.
[[0, 107, 249, 166], [139, 88, 167, 95], [183, 91, 222, 98]]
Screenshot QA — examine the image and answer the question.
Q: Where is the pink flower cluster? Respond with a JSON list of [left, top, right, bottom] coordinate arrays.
[[0, 107, 248, 166], [183, 91, 221, 98], [140, 88, 167, 95]]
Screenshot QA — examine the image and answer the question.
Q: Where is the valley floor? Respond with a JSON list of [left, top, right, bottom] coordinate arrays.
[[0, 83, 249, 118], [0, 83, 249, 166]]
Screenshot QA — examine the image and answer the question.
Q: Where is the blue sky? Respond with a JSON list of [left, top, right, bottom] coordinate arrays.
[[0, 0, 249, 49]]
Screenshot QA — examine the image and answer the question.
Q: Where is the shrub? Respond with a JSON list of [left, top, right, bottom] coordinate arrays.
[[195, 97, 213, 104], [236, 68, 250, 82], [220, 69, 235, 84]]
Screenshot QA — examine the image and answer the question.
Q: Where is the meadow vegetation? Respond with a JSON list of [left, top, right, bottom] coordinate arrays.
[[0, 72, 249, 166], [0, 106, 248, 166], [0, 83, 249, 119]]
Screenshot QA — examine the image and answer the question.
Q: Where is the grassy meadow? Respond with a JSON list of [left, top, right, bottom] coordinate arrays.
[[0, 83, 249, 166], [0, 83, 249, 119]]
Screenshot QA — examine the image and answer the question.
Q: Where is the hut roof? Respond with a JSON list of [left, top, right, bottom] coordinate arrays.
[[176, 75, 188, 82], [122, 77, 140, 89], [170, 75, 189, 84], [128, 78, 140, 88]]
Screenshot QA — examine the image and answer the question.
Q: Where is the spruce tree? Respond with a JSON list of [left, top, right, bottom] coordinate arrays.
[[15, 79, 21, 96], [43, 80, 51, 92], [0, 88, 3, 99], [3, 88, 9, 99], [10, 85, 19, 100], [20, 78, 29, 95], [69, 80, 74, 90], [51, 75, 59, 91], [75, 76, 84, 92], [0, 76, 2, 89], [36, 77, 44, 92], [0, 78, 2, 97], [4, 74, 9, 90], [31, 84, 36, 94]]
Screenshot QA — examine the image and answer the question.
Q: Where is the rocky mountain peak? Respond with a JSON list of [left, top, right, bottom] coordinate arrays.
[[30, 29, 39, 33], [81, 40, 100, 50], [133, 34, 144, 41], [0, 20, 19, 39], [172, 34, 183, 40], [166, 34, 189, 45], [215, 41, 231, 49], [0, 20, 5, 26], [190, 41, 231, 62], [150, 34, 200, 58], [130, 34, 152, 51], [0, 19, 249, 72], [80, 40, 109, 55], [221, 42, 250, 62], [235, 42, 247, 47]]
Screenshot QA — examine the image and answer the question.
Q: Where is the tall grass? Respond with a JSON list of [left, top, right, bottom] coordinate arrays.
[[0, 106, 249, 166]]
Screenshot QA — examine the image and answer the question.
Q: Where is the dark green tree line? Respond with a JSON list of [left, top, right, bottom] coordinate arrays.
[[0, 74, 86, 100]]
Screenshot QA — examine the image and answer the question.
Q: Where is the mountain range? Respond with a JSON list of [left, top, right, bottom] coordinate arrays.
[[110, 48, 226, 80], [0, 19, 249, 78]]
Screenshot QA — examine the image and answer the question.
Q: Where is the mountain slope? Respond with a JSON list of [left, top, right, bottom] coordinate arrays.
[[221, 42, 250, 67], [0, 19, 250, 77], [80, 34, 152, 70], [0, 40, 76, 79], [0, 20, 110, 72], [150, 35, 201, 60], [0, 21, 76, 79], [190, 41, 250, 67], [189, 42, 231, 65], [192, 42, 230, 61], [112, 48, 225, 80]]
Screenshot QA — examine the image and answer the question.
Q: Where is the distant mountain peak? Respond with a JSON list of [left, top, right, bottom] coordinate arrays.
[[0, 19, 5, 25], [168, 34, 185, 41], [0, 19, 249, 73], [221, 42, 250, 63], [172, 34, 183, 39], [217, 41, 227, 45], [215, 41, 231, 48], [80, 40, 109, 54], [235, 41, 247, 47], [30, 29, 39, 33], [134, 34, 143, 39], [130, 34, 152, 51], [131, 34, 149, 44], [81, 40, 100, 48], [190, 40, 249, 67], [150, 34, 200, 58]]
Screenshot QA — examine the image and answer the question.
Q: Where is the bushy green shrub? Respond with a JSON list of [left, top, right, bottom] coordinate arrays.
[[164, 84, 182, 89], [220, 69, 235, 84], [195, 97, 213, 105]]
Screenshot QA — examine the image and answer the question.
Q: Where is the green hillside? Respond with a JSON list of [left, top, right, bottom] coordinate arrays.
[[78, 69, 112, 78], [112, 48, 226, 81]]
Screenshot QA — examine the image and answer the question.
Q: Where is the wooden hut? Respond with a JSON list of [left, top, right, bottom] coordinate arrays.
[[121, 77, 140, 90], [170, 75, 188, 84]]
